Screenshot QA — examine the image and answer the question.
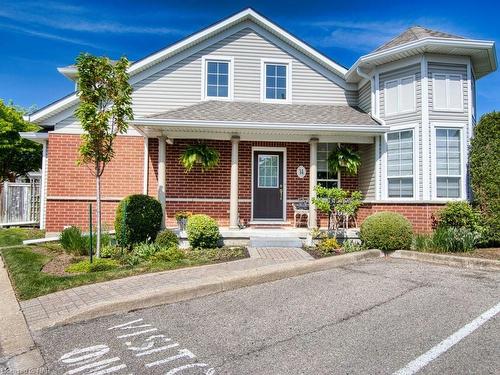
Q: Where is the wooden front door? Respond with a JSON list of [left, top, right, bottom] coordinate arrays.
[[253, 151, 284, 220]]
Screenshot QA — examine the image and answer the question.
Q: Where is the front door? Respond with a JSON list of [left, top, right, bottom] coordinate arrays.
[[253, 151, 284, 220]]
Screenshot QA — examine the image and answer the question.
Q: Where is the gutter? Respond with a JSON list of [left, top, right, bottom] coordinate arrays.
[[130, 118, 389, 133]]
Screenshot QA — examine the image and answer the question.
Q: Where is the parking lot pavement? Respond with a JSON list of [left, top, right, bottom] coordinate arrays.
[[34, 258, 499, 374]]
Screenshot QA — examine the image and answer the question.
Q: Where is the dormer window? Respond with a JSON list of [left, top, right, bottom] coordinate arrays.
[[202, 56, 233, 100], [261, 59, 291, 103]]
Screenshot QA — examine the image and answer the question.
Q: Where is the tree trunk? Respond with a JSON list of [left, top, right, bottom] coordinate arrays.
[[96, 173, 102, 258]]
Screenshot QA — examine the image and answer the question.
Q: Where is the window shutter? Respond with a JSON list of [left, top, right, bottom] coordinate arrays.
[[399, 77, 415, 112], [448, 75, 462, 110], [433, 74, 447, 109], [385, 80, 398, 115]]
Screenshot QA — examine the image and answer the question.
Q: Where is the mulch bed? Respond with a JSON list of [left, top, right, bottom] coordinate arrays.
[[448, 248, 500, 261], [303, 246, 342, 259], [30, 246, 84, 276]]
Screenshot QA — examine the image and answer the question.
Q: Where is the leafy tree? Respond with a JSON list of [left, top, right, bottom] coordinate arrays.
[[0, 100, 42, 182], [469, 111, 500, 246], [75, 54, 133, 257]]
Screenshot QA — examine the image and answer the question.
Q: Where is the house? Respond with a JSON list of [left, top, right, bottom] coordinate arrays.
[[21, 8, 497, 233]]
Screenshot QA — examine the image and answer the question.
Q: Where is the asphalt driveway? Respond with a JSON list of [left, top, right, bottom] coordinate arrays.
[[34, 258, 499, 374]]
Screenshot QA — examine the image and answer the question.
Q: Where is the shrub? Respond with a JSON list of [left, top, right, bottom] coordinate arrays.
[[115, 194, 163, 248], [155, 229, 179, 248], [123, 253, 142, 266], [432, 227, 480, 253], [60, 226, 85, 254], [412, 234, 434, 252], [100, 245, 121, 259], [469, 111, 500, 246], [341, 240, 365, 253], [436, 202, 481, 231], [186, 214, 220, 249], [151, 247, 185, 263], [360, 212, 413, 252], [133, 242, 160, 259], [66, 258, 120, 273], [317, 237, 341, 255]]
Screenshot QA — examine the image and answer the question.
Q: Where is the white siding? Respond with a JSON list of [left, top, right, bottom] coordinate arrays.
[[358, 81, 371, 113], [132, 28, 356, 116]]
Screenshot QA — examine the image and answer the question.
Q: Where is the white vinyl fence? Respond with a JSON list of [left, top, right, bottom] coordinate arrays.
[[0, 181, 40, 226]]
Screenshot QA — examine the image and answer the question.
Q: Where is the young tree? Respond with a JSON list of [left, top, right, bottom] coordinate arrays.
[[75, 54, 133, 257], [0, 100, 42, 182], [469, 111, 500, 246]]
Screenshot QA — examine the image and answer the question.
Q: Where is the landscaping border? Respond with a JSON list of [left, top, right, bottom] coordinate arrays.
[[43, 250, 382, 330], [390, 250, 500, 271]]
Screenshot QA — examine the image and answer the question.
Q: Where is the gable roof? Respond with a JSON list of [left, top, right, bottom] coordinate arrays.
[[27, 8, 349, 124], [147, 101, 379, 126], [374, 26, 464, 52]]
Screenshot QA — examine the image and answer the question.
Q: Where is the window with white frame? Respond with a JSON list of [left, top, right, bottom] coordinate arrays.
[[433, 73, 463, 111], [317, 143, 339, 188], [436, 128, 461, 198], [263, 63, 288, 101], [384, 76, 415, 115], [204, 59, 230, 98], [387, 130, 414, 198]]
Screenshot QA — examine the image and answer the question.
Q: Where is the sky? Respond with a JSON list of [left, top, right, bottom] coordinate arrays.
[[0, 0, 498, 116]]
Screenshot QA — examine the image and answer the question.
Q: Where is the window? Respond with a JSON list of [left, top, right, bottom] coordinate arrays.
[[433, 74, 463, 111], [384, 76, 415, 115], [258, 155, 279, 188], [436, 128, 461, 198], [387, 130, 414, 198], [206, 61, 228, 98], [261, 60, 291, 102], [317, 143, 339, 188]]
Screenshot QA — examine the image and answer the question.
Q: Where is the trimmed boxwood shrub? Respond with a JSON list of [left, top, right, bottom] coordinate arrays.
[[435, 201, 480, 231], [155, 229, 179, 248], [115, 194, 163, 248], [186, 214, 220, 249], [360, 212, 413, 252]]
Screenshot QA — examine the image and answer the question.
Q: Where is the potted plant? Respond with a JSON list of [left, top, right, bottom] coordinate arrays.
[[328, 145, 361, 175], [179, 143, 220, 172], [175, 211, 192, 231]]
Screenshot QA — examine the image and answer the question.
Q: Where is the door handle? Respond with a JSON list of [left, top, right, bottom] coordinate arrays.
[[279, 185, 283, 200]]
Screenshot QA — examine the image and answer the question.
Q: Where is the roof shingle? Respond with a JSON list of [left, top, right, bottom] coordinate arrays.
[[375, 26, 464, 52], [147, 101, 379, 126]]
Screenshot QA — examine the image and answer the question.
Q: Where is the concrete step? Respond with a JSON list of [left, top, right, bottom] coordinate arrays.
[[249, 236, 303, 248]]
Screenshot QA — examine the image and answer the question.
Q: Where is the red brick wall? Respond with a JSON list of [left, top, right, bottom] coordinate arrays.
[[45, 134, 144, 231], [358, 203, 444, 233], [45, 135, 441, 233]]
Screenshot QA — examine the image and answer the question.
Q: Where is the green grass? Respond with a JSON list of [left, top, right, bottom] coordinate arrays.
[[0, 228, 45, 247], [1, 246, 247, 300]]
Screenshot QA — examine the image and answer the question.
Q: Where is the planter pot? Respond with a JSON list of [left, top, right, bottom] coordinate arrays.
[[177, 218, 188, 231]]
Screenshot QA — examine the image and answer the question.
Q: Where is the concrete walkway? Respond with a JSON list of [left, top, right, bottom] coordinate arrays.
[[20, 248, 312, 331]]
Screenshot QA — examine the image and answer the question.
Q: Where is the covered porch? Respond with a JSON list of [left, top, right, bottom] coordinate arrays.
[[131, 101, 389, 229]]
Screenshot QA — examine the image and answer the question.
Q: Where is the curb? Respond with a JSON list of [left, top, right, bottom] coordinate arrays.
[[39, 249, 383, 329], [390, 250, 500, 271], [0, 256, 45, 372]]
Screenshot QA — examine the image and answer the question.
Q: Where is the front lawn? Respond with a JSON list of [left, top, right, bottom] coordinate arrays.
[[1, 245, 248, 300], [0, 227, 45, 247]]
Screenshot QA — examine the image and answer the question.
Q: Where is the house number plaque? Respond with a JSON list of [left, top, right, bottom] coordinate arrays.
[[296, 166, 306, 178]]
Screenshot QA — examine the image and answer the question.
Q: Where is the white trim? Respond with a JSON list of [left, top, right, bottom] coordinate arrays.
[[19, 132, 49, 143], [421, 56, 430, 200], [143, 137, 149, 195], [382, 124, 418, 201], [375, 55, 422, 75], [251, 146, 287, 221], [346, 37, 496, 80], [431, 73, 464, 112], [47, 196, 123, 201], [466, 60, 473, 200], [374, 70, 380, 117], [39, 140, 48, 229], [384, 74, 416, 117], [375, 135, 381, 200], [430, 123, 467, 201], [131, 118, 389, 133], [201, 55, 234, 101], [260, 58, 293, 104]]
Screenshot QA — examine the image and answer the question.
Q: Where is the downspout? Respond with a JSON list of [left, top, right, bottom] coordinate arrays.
[[356, 66, 385, 126]]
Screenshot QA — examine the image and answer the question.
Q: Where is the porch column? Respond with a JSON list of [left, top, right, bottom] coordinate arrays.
[[157, 136, 167, 229], [229, 135, 240, 229], [309, 137, 318, 228]]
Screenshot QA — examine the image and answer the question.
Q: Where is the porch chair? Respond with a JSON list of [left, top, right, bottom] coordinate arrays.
[[292, 197, 309, 227]]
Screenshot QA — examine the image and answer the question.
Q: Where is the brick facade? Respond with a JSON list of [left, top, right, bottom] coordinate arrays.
[[45, 134, 442, 233]]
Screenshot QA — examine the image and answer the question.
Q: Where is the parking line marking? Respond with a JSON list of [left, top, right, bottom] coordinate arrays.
[[394, 301, 500, 375]]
